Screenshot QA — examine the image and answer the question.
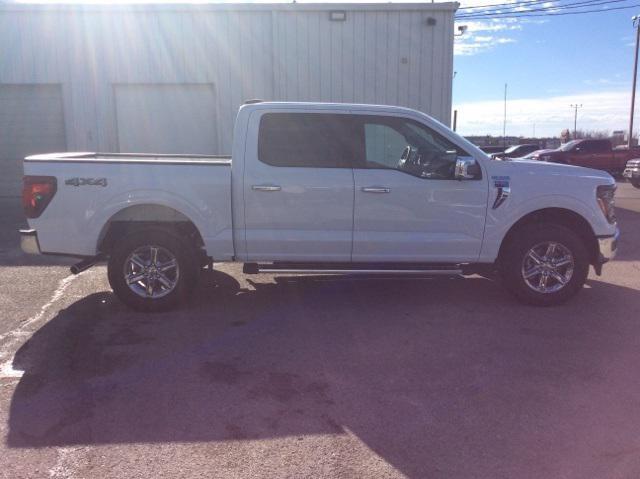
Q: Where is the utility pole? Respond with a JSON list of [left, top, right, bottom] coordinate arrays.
[[570, 104, 582, 140], [451, 71, 457, 130], [503, 83, 507, 148], [629, 16, 640, 148]]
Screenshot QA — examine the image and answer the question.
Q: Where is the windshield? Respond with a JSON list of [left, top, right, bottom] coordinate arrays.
[[504, 145, 519, 154], [559, 140, 580, 151]]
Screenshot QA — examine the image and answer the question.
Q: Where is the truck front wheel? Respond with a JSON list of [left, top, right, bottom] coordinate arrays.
[[107, 229, 199, 312], [500, 223, 590, 306]]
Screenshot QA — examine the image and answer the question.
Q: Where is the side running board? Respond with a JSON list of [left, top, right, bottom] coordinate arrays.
[[242, 262, 464, 276]]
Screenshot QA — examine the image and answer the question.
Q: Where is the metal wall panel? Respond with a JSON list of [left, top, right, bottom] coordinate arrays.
[[0, 84, 66, 196], [114, 83, 218, 154], [0, 3, 456, 157]]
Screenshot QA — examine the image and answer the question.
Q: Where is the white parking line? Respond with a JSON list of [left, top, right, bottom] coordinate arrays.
[[0, 272, 83, 379]]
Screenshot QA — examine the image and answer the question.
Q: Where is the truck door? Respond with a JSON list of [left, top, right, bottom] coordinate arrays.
[[592, 139, 615, 171], [242, 111, 356, 262], [574, 140, 611, 170], [351, 114, 488, 263]]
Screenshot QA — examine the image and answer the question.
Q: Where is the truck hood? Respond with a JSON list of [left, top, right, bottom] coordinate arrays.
[[493, 157, 615, 183]]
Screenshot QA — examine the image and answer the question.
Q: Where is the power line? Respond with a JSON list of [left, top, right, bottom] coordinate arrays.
[[457, 0, 631, 17], [456, 2, 640, 18], [459, 0, 607, 13], [456, 0, 630, 17], [459, 0, 546, 11]]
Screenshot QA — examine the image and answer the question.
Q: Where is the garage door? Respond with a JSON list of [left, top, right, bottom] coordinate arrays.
[[0, 84, 66, 197], [115, 84, 218, 155]]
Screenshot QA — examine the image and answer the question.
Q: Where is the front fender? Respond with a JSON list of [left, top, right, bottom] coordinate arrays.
[[479, 194, 607, 263]]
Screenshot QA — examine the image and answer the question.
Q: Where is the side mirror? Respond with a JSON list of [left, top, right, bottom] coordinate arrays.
[[454, 157, 480, 180]]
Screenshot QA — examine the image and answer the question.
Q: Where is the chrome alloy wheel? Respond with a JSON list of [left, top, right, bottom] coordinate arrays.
[[521, 241, 574, 294], [123, 245, 180, 299]]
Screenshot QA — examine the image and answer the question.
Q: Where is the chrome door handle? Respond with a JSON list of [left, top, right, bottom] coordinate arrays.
[[361, 186, 390, 193], [252, 185, 281, 192]]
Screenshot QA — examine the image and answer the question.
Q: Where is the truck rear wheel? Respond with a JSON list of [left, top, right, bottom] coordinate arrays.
[[632, 180, 640, 189], [500, 223, 589, 306], [107, 229, 198, 312]]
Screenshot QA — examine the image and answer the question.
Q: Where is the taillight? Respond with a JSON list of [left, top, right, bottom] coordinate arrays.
[[22, 176, 57, 218]]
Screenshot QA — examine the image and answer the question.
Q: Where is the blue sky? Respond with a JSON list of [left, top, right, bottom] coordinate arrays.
[[453, 2, 638, 136]]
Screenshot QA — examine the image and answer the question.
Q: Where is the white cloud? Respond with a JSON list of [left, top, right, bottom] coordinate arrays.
[[583, 78, 627, 87], [453, 90, 632, 136], [455, 19, 521, 55], [454, 0, 554, 56]]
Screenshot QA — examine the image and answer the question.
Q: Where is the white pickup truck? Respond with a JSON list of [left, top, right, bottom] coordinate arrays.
[[20, 102, 619, 311]]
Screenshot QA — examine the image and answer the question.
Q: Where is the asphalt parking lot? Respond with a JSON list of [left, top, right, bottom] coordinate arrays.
[[1, 182, 640, 479]]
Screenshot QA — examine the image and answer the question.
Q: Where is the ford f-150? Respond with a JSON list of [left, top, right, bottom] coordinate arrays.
[[20, 102, 619, 311], [623, 158, 640, 188], [530, 138, 639, 174]]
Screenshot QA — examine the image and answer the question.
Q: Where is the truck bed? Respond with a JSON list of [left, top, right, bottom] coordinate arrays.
[[24, 152, 234, 259]]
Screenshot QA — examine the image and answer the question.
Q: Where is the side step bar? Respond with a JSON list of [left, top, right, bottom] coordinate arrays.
[[243, 262, 464, 276], [70, 254, 105, 275]]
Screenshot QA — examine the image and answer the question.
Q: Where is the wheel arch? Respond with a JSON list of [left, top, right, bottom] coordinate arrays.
[[97, 204, 205, 256], [497, 207, 599, 266]]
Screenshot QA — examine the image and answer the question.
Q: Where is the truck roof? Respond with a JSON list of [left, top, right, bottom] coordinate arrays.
[[241, 101, 426, 116]]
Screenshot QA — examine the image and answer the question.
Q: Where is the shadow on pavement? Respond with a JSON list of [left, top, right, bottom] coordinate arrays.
[[7, 269, 640, 477], [615, 206, 640, 262], [0, 198, 74, 267]]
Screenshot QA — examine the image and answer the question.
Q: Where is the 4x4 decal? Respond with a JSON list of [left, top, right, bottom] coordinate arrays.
[[65, 177, 108, 187]]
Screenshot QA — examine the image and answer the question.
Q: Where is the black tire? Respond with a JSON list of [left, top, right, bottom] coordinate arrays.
[[632, 180, 640, 189], [500, 223, 590, 306], [107, 229, 199, 312]]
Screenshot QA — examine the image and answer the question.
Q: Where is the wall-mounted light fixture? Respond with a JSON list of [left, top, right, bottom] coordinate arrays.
[[329, 10, 347, 22], [455, 25, 468, 36]]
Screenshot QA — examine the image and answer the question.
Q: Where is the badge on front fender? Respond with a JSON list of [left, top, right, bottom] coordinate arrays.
[[491, 175, 510, 209]]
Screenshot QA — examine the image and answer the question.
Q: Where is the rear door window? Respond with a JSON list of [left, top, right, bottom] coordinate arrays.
[[258, 113, 360, 168], [592, 140, 610, 153], [579, 140, 609, 154]]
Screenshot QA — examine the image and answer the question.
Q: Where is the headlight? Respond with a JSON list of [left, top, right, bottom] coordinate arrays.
[[596, 184, 616, 224]]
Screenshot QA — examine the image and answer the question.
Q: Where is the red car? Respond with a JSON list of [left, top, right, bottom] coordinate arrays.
[[530, 139, 640, 175]]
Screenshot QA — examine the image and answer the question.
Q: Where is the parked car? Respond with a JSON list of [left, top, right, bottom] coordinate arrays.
[[530, 139, 640, 175], [521, 148, 554, 160], [491, 144, 540, 160], [623, 158, 640, 188], [20, 101, 618, 311], [479, 145, 505, 154]]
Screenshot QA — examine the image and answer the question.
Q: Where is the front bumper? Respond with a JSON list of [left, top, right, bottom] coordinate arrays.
[[20, 229, 41, 255], [594, 227, 619, 274], [623, 167, 640, 180]]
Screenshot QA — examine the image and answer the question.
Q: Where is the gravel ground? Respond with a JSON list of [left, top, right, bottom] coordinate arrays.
[[1, 182, 639, 479]]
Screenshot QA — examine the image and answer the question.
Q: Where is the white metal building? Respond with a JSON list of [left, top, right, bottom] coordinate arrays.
[[0, 2, 457, 196]]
